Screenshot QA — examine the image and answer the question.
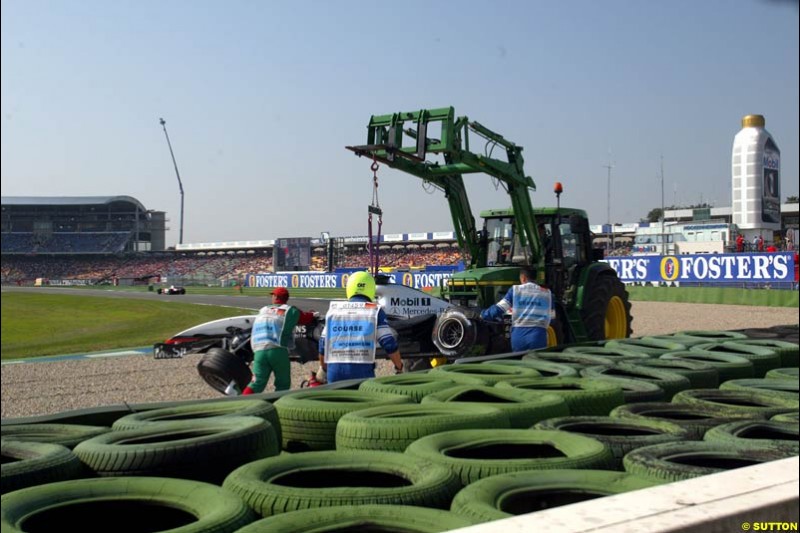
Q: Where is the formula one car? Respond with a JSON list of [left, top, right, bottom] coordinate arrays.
[[157, 285, 186, 295], [153, 276, 510, 394]]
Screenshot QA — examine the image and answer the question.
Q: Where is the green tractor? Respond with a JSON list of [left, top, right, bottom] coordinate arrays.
[[347, 107, 632, 361]]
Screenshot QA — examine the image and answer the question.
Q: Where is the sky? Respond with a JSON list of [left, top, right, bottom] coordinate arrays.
[[2, 0, 798, 248]]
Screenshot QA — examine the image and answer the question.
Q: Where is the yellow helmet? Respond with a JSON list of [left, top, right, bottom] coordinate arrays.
[[346, 271, 376, 300]]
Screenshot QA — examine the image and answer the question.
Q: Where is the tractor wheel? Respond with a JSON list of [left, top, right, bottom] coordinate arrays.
[[581, 274, 632, 341]]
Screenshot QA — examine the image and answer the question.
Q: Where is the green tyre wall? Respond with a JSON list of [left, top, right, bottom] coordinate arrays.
[[661, 351, 755, 383], [562, 346, 643, 359], [576, 376, 666, 403], [605, 337, 688, 357], [623, 441, 797, 483], [74, 416, 279, 484], [610, 402, 766, 440], [673, 330, 748, 342], [335, 404, 510, 452], [626, 358, 719, 389], [725, 339, 799, 367], [450, 469, 661, 523], [421, 386, 570, 428], [766, 368, 800, 380], [534, 416, 689, 468], [235, 505, 478, 533], [671, 389, 799, 418], [771, 412, 800, 424], [221, 451, 461, 517], [358, 374, 461, 402], [690, 342, 782, 378], [580, 363, 691, 400], [495, 377, 625, 416], [0, 477, 256, 533], [428, 363, 541, 386], [504, 355, 579, 378], [1, 441, 84, 495], [704, 420, 800, 454], [112, 399, 281, 444], [0, 423, 110, 449], [404, 429, 614, 485], [719, 378, 799, 399], [523, 352, 618, 368], [273, 390, 412, 452]]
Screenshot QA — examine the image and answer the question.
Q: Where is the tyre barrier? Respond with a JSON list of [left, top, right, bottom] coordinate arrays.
[[450, 469, 661, 523], [1, 441, 84, 495], [672, 330, 749, 342], [623, 441, 797, 483], [221, 451, 461, 516], [724, 339, 799, 367], [626, 358, 719, 389], [404, 429, 614, 485], [0, 477, 256, 533], [421, 385, 570, 428], [766, 368, 800, 380], [496, 377, 625, 416], [480, 358, 580, 378], [671, 389, 799, 419], [574, 376, 666, 403], [358, 374, 461, 403], [73, 416, 279, 484], [770, 412, 800, 424], [273, 390, 413, 452], [235, 505, 479, 533], [605, 337, 688, 357], [335, 404, 510, 452], [703, 420, 800, 454], [522, 352, 618, 368], [718, 378, 799, 399], [111, 398, 282, 444], [534, 416, 689, 468], [609, 402, 768, 440], [690, 342, 782, 378], [0, 423, 110, 449], [661, 351, 755, 383], [562, 345, 643, 359], [428, 363, 541, 386], [580, 363, 692, 400]]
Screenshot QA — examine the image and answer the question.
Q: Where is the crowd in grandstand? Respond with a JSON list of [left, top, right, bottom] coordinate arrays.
[[0, 246, 464, 284]]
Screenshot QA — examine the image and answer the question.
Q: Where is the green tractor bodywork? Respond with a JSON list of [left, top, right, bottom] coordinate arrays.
[[347, 107, 631, 346]]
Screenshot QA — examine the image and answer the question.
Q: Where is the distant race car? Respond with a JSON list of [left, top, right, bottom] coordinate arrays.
[[157, 285, 186, 295]]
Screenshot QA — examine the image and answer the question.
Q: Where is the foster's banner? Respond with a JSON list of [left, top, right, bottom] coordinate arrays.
[[605, 253, 795, 283], [246, 268, 462, 290]]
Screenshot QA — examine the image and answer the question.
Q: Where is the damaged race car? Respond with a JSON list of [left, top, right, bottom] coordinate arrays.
[[153, 274, 512, 395]]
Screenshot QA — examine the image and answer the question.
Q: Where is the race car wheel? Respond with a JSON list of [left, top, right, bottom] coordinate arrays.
[[197, 348, 252, 394], [432, 309, 479, 358]]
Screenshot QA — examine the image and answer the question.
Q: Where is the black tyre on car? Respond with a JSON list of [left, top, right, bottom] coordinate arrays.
[[197, 347, 253, 394]]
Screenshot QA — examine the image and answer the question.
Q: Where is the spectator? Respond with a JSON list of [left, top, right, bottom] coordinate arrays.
[[736, 233, 744, 253]]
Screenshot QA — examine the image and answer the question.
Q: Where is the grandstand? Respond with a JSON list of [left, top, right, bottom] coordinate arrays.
[[1, 196, 166, 255]]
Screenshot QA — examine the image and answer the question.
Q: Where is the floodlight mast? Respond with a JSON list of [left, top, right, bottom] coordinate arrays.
[[159, 117, 185, 245]]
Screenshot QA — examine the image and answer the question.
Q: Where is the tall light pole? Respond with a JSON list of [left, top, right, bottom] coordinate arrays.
[[602, 157, 615, 251], [160, 118, 185, 245], [660, 155, 665, 255]]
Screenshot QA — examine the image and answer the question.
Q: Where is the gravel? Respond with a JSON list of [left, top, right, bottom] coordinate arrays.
[[2, 301, 797, 420]]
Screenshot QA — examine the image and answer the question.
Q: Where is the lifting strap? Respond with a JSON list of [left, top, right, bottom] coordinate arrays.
[[367, 157, 383, 276]]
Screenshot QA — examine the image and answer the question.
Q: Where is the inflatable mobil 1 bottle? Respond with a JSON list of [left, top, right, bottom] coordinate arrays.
[[731, 114, 781, 234]]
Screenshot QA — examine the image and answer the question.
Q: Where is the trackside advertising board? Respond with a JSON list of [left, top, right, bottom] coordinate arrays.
[[605, 253, 796, 283], [245, 269, 462, 290]]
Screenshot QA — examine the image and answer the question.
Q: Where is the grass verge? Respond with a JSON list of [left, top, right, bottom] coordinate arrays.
[[626, 286, 799, 307], [1, 293, 253, 360]]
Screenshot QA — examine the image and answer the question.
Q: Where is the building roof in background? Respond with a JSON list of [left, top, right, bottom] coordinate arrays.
[[1, 196, 147, 211]]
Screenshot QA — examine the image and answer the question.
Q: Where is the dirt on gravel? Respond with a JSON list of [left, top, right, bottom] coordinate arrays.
[[2, 301, 797, 420]]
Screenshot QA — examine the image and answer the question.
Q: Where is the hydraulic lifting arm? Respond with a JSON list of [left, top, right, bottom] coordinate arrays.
[[346, 107, 543, 270]]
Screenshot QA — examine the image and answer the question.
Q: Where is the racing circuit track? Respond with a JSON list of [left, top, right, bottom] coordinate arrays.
[[2, 286, 798, 420]]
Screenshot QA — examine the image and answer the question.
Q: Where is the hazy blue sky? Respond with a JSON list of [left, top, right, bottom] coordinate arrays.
[[2, 0, 798, 247]]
